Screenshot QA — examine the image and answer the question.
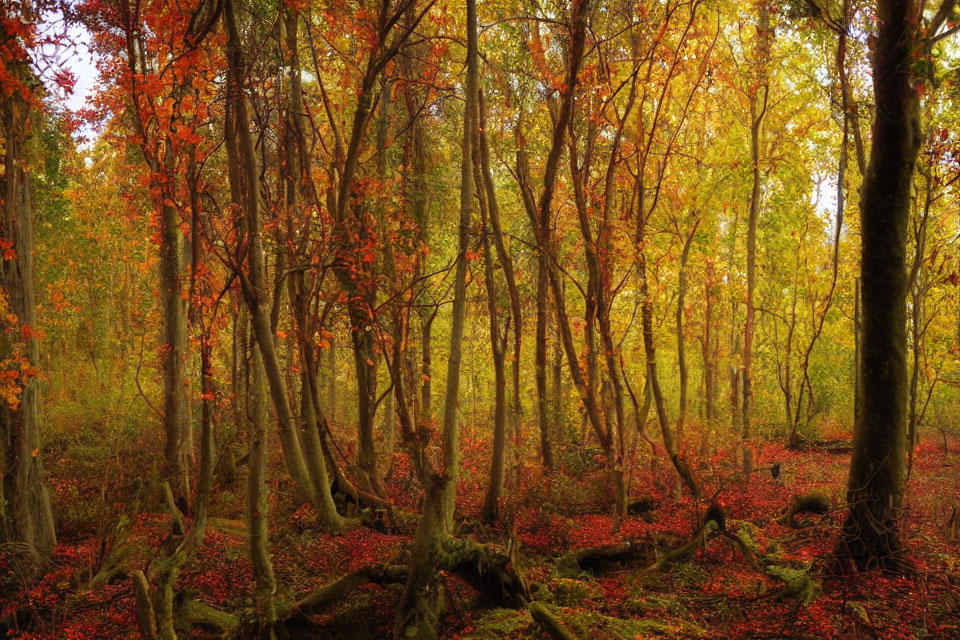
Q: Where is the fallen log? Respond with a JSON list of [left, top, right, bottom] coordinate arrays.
[[572, 540, 657, 573], [787, 436, 853, 454]]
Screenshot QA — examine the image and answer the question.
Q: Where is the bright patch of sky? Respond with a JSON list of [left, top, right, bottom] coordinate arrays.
[[37, 16, 98, 142]]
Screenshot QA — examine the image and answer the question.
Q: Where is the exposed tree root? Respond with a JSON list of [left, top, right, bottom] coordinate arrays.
[[725, 520, 820, 605], [85, 516, 132, 591], [174, 590, 239, 636], [776, 490, 831, 527], [283, 565, 408, 623], [529, 601, 579, 640], [282, 537, 529, 626], [131, 570, 158, 640], [645, 520, 720, 573]]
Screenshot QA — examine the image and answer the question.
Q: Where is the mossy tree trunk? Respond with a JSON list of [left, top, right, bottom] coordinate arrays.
[[0, 48, 56, 557]]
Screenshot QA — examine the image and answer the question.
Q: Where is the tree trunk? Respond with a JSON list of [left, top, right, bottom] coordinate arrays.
[[441, 0, 478, 531], [477, 91, 524, 474], [840, 0, 920, 570], [223, 0, 323, 516], [327, 339, 337, 424], [702, 261, 717, 426], [639, 249, 700, 499], [535, 260, 552, 468], [741, 2, 771, 474], [0, 71, 56, 557], [676, 224, 697, 443], [159, 195, 191, 504], [476, 124, 507, 522], [247, 327, 277, 633]]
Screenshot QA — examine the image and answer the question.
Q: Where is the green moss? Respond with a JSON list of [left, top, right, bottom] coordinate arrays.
[[669, 562, 709, 590], [553, 552, 589, 579], [562, 609, 706, 639], [625, 594, 690, 618], [766, 564, 819, 606], [464, 608, 529, 638], [548, 577, 603, 606], [733, 520, 819, 606]]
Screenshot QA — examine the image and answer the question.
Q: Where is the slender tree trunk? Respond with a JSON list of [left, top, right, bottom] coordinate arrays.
[[517, 0, 594, 472], [441, 0, 478, 530], [551, 323, 564, 441], [702, 261, 717, 425], [676, 224, 697, 443], [223, 0, 329, 518], [727, 207, 741, 432], [327, 340, 337, 423], [420, 312, 433, 421], [247, 337, 277, 634], [908, 286, 921, 473], [535, 261, 552, 468], [477, 91, 524, 472], [840, 0, 920, 569], [854, 277, 861, 426], [906, 172, 932, 477], [478, 188, 507, 522], [282, 8, 342, 529], [639, 249, 700, 499], [741, 2, 771, 475]]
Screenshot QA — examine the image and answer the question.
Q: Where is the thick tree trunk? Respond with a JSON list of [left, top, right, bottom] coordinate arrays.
[[840, 0, 920, 570], [159, 196, 191, 504], [0, 79, 56, 557]]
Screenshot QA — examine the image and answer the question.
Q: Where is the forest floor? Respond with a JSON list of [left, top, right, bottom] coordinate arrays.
[[3, 424, 960, 639]]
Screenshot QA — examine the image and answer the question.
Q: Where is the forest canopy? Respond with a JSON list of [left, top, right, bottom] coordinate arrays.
[[2, 0, 960, 637]]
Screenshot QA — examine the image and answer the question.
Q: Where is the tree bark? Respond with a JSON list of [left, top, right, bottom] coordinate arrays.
[[475, 120, 508, 522], [223, 0, 329, 518], [741, 1, 771, 475], [441, 0, 478, 531], [840, 0, 920, 570], [638, 249, 700, 499], [0, 62, 56, 557], [247, 338, 278, 632]]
